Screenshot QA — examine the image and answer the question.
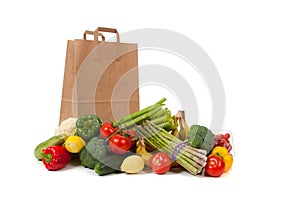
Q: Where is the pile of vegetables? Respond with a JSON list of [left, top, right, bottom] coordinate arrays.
[[34, 98, 234, 177]]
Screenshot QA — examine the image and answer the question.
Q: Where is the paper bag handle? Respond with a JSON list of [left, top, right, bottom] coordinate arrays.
[[95, 27, 120, 43], [83, 30, 105, 41], [95, 27, 120, 61]]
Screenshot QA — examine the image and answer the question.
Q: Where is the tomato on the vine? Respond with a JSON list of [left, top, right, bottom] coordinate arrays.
[[100, 122, 118, 139], [205, 155, 225, 177], [109, 134, 131, 154], [150, 152, 171, 174], [123, 129, 136, 148]]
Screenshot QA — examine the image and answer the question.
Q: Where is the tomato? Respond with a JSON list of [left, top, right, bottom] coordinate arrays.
[[205, 155, 225, 177], [123, 129, 137, 148], [109, 134, 131, 154], [100, 122, 118, 139], [150, 152, 171, 174]]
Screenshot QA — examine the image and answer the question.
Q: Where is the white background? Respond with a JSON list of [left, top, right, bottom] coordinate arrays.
[[1, 0, 299, 199]]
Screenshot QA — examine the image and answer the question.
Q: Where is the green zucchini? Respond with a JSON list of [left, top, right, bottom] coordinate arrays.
[[34, 134, 67, 160]]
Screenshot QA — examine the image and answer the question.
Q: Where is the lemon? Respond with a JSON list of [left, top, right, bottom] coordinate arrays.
[[65, 135, 85, 153]]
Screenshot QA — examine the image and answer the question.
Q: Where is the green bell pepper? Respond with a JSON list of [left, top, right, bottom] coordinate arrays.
[[75, 114, 102, 141]]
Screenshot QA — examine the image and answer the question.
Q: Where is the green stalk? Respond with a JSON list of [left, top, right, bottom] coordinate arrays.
[[116, 104, 162, 126], [177, 158, 198, 175], [150, 114, 168, 125], [149, 108, 168, 119], [114, 98, 166, 125], [167, 141, 203, 171], [142, 124, 169, 149], [118, 106, 162, 129], [172, 148, 199, 174], [185, 147, 207, 160], [150, 123, 181, 143], [156, 122, 167, 129], [162, 122, 177, 132], [141, 125, 172, 155], [186, 146, 207, 155], [171, 144, 205, 168], [136, 126, 159, 149], [155, 121, 176, 132], [132, 106, 162, 124]]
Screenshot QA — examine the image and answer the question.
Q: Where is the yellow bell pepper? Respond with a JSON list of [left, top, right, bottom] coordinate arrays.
[[210, 146, 233, 173]]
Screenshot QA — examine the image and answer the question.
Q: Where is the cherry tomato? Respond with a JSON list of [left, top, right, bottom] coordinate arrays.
[[150, 152, 171, 174], [205, 155, 225, 177], [109, 134, 131, 154], [100, 122, 118, 139]]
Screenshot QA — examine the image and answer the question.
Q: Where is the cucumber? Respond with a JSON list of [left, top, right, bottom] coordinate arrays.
[[94, 162, 119, 176], [94, 153, 130, 176], [34, 134, 68, 160]]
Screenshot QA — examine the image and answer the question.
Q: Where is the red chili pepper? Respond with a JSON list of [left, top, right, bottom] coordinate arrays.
[[42, 146, 71, 171]]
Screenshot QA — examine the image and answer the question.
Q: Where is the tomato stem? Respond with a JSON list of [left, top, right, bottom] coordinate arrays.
[[105, 129, 122, 142]]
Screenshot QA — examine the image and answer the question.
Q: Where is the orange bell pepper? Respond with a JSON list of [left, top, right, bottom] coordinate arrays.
[[210, 146, 233, 173]]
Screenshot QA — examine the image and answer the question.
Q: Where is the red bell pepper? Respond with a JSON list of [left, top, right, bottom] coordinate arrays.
[[42, 146, 71, 171], [205, 155, 225, 177]]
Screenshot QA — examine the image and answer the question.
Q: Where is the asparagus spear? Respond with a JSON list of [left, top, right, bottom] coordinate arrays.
[[114, 97, 176, 131], [136, 121, 207, 175], [114, 98, 165, 125]]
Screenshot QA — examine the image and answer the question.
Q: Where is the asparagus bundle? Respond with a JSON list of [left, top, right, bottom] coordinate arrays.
[[114, 98, 176, 131], [136, 121, 207, 175]]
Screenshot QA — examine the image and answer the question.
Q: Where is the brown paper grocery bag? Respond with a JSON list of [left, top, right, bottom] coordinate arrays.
[[59, 27, 139, 123]]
